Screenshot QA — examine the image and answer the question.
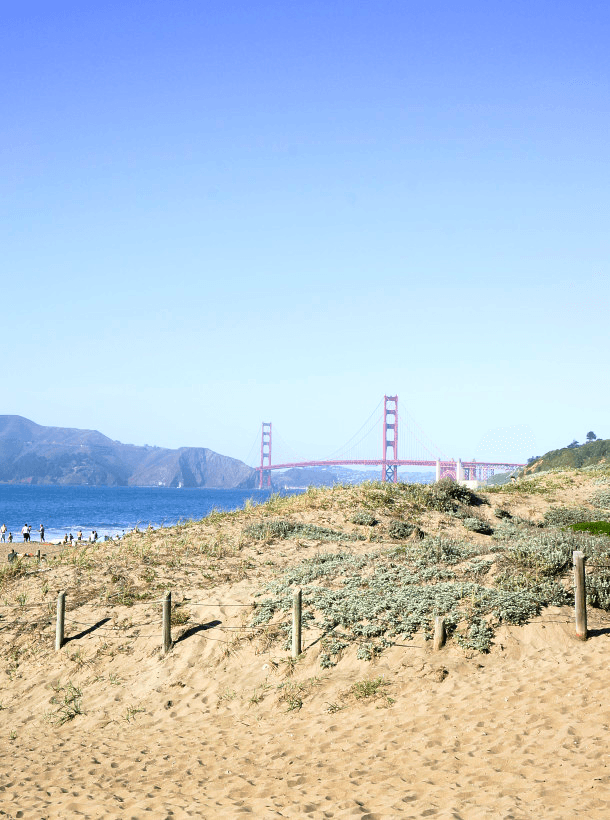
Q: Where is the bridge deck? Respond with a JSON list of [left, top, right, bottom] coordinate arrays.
[[263, 459, 524, 470]]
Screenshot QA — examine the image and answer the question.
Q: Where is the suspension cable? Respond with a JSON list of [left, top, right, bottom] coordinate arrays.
[[396, 409, 447, 461], [323, 399, 384, 460]]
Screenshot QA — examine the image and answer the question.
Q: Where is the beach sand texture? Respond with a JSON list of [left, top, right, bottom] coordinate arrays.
[[1, 470, 610, 819]]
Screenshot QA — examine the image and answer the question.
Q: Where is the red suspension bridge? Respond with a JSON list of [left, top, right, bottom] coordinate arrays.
[[256, 395, 524, 489]]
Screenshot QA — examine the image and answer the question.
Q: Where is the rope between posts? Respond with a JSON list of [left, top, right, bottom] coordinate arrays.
[[0, 605, 271, 630], [0, 600, 164, 609], [0, 620, 46, 629], [182, 601, 254, 607], [0, 598, 257, 611], [64, 618, 158, 628]]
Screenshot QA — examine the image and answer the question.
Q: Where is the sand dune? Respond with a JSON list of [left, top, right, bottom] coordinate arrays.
[[2, 471, 610, 818], [3, 613, 610, 818]]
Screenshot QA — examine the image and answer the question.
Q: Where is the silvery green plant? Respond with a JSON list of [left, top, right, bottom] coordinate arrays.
[[388, 520, 418, 539], [456, 618, 494, 652], [350, 511, 378, 526], [591, 490, 610, 510], [462, 518, 493, 535], [543, 507, 602, 526], [244, 519, 364, 543], [250, 504, 610, 664]]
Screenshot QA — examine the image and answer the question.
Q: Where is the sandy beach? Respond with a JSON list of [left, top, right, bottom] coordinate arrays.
[[1, 470, 610, 818]]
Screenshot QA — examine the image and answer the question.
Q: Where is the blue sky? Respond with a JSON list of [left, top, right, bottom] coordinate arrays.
[[2, 1, 608, 467]]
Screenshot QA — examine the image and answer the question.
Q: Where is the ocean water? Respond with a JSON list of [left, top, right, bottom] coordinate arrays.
[[0, 485, 302, 544]]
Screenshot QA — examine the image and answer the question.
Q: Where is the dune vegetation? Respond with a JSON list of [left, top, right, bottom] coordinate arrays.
[[2, 467, 610, 816]]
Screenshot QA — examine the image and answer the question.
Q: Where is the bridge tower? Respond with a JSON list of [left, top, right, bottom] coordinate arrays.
[[259, 422, 272, 489], [382, 395, 398, 483]]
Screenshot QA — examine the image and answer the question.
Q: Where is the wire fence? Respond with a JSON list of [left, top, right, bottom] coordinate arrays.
[[0, 592, 270, 645], [0, 552, 606, 652]]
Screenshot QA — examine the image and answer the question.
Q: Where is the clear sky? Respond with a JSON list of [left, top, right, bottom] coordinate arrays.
[[2, 1, 608, 467]]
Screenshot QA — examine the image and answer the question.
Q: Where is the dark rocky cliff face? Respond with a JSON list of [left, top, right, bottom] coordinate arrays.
[[0, 416, 256, 488]]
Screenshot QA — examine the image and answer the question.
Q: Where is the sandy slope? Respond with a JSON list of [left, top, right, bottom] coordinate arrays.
[[1, 472, 610, 819]]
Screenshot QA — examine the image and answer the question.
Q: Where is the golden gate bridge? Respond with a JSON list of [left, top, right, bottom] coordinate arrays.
[[255, 395, 524, 489]]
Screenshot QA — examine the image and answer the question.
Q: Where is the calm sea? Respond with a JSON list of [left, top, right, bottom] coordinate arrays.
[[0, 485, 302, 544]]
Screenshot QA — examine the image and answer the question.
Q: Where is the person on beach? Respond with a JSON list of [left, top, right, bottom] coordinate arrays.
[[77, 530, 82, 541], [69, 533, 73, 543], [8, 532, 13, 543], [39, 524, 45, 542], [1, 524, 6, 542], [22, 524, 30, 542], [63, 533, 68, 544]]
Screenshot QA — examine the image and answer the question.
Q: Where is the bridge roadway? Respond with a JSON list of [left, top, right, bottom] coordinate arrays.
[[263, 459, 523, 470], [257, 457, 525, 488]]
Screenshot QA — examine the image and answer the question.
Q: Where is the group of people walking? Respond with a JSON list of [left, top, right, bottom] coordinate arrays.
[[0, 523, 44, 543], [1, 523, 99, 544]]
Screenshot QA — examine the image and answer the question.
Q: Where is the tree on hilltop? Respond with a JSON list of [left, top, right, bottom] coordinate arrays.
[[567, 440, 580, 449], [586, 431, 598, 442]]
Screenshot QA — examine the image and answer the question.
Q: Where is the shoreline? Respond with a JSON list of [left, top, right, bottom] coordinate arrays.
[[0, 487, 305, 554]]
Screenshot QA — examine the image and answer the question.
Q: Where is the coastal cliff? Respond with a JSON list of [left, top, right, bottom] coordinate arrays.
[[0, 415, 256, 488]]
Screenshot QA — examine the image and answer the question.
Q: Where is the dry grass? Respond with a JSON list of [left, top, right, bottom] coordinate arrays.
[[0, 468, 608, 685], [3, 468, 610, 818]]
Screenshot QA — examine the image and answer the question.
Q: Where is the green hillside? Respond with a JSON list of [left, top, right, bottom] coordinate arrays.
[[525, 438, 610, 474]]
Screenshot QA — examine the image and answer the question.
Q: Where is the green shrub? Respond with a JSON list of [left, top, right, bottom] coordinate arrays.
[[457, 618, 494, 652], [494, 508, 512, 520], [249, 506, 610, 665], [488, 590, 541, 624], [591, 490, 610, 510], [462, 558, 494, 578], [356, 643, 378, 661], [494, 570, 570, 607], [388, 520, 416, 539], [525, 438, 610, 473], [462, 517, 493, 535], [350, 511, 378, 526], [251, 540, 562, 661], [543, 507, 599, 526], [298, 523, 365, 542], [244, 519, 296, 540], [243, 519, 364, 543], [426, 478, 481, 512], [502, 532, 573, 577], [350, 676, 389, 699], [569, 521, 610, 537], [587, 575, 610, 609], [414, 536, 480, 565]]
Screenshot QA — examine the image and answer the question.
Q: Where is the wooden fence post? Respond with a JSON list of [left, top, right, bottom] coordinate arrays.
[[433, 616, 446, 650], [162, 591, 172, 654], [55, 591, 66, 651], [292, 587, 302, 659], [573, 551, 587, 641]]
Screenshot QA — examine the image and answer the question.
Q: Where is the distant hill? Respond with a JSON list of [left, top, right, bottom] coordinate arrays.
[[272, 466, 435, 488], [524, 438, 610, 474], [0, 416, 256, 488], [486, 471, 516, 486]]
